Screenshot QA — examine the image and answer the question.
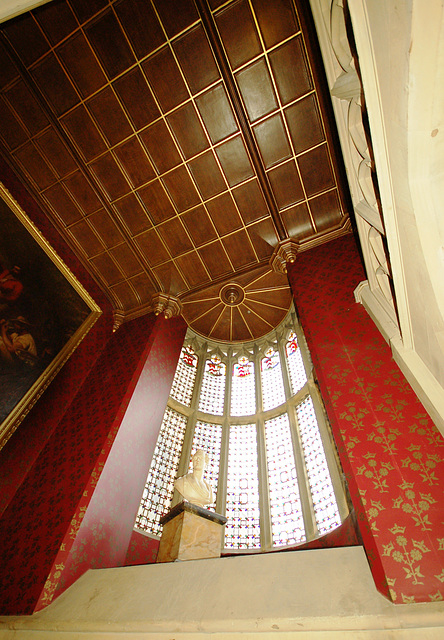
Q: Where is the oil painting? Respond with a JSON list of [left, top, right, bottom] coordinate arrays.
[[0, 183, 101, 449]]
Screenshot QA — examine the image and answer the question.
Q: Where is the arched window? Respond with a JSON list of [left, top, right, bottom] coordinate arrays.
[[136, 310, 348, 551]]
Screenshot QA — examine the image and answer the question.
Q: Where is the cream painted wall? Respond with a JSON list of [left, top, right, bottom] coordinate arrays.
[[310, 0, 444, 433], [0, 0, 52, 23]]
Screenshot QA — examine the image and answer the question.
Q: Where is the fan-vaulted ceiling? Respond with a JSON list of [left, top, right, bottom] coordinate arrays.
[[0, 0, 351, 342]]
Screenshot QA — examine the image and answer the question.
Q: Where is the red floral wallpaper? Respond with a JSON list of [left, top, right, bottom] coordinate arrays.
[[125, 530, 159, 566], [288, 234, 444, 604]]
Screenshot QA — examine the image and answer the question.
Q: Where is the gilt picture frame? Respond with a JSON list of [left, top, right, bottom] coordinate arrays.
[[0, 182, 101, 450]]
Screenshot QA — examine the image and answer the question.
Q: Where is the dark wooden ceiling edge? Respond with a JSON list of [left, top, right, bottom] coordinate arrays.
[[194, 0, 287, 242], [0, 144, 124, 311], [298, 216, 353, 253], [179, 259, 273, 302], [294, 0, 355, 223], [0, 30, 163, 296]]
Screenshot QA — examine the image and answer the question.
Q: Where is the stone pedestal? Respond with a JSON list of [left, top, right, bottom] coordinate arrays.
[[156, 501, 227, 563]]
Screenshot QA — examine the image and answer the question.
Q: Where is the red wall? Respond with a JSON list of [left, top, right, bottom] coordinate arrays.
[[125, 530, 160, 566], [0, 158, 186, 614], [288, 234, 444, 603]]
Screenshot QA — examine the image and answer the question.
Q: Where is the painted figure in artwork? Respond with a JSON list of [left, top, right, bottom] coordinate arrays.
[[175, 449, 214, 508]]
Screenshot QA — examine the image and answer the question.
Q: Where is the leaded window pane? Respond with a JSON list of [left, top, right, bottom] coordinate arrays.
[[285, 331, 307, 394], [261, 347, 286, 411], [225, 424, 260, 549], [189, 420, 223, 509], [297, 396, 341, 534], [231, 356, 256, 416], [170, 346, 198, 406], [198, 356, 226, 415], [265, 413, 305, 546], [135, 407, 187, 535]]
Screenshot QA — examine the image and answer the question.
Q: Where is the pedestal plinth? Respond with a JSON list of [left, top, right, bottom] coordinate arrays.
[[156, 501, 227, 563]]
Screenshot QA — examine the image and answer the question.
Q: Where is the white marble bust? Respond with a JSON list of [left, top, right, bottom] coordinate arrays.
[[175, 449, 214, 508]]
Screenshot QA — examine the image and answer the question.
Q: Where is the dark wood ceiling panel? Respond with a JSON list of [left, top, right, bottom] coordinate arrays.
[[268, 37, 312, 106], [69, 0, 108, 24], [232, 179, 268, 225], [281, 201, 313, 240], [310, 190, 343, 232], [253, 114, 292, 169], [142, 47, 189, 114], [0, 0, 351, 341], [2, 12, 49, 67], [57, 32, 106, 98], [251, 0, 299, 49], [5, 79, 49, 136], [31, 54, 79, 117], [166, 103, 210, 160], [35, 128, 77, 179], [215, 0, 261, 70], [152, 261, 188, 294], [91, 252, 124, 286], [129, 272, 157, 305], [110, 243, 143, 278], [68, 219, 104, 257], [63, 171, 102, 214], [13, 142, 56, 190], [86, 87, 133, 147], [181, 205, 218, 246], [156, 217, 193, 256], [195, 84, 239, 144], [85, 9, 135, 80], [88, 209, 125, 249], [110, 279, 140, 310], [210, 307, 231, 342], [113, 136, 156, 189], [297, 144, 334, 198], [285, 94, 324, 155], [267, 160, 304, 210], [173, 25, 220, 95], [161, 166, 201, 213], [175, 251, 211, 288], [247, 219, 278, 260], [222, 229, 256, 270], [198, 241, 233, 279], [89, 153, 130, 201], [187, 151, 226, 200], [215, 136, 254, 187], [112, 69, 160, 131], [205, 191, 242, 236], [153, 0, 199, 39], [115, 0, 166, 59], [0, 96, 27, 150], [135, 227, 169, 267], [139, 120, 181, 175], [42, 183, 83, 226], [34, 1, 79, 47], [190, 302, 225, 337], [113, 193, 152, 236], [137, 180, 176, 224], [61, 104, 106, 162], [236, 58, 278, 123]]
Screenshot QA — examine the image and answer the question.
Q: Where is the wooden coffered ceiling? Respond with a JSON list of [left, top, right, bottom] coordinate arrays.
[[0, 0, 351, 342]]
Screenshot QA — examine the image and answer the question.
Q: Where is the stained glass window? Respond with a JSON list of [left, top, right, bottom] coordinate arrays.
[[136, 407, 187, 535], [225, 424, 260, 549], [265, 414, 305, 546], [231, 356, 256, 416], [286, 331, 307, 394], [136, 312, 346, 552], [198, 355, 226, 415], [170, 345, 198, 406], [297, 396, 341, 534], [261, 347, 286, 410]]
